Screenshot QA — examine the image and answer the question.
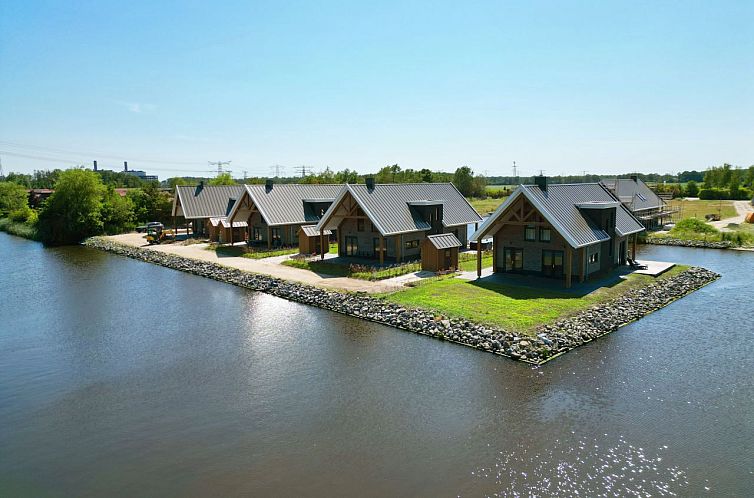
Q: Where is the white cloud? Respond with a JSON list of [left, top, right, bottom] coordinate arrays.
[[116, 101, 156, 114]]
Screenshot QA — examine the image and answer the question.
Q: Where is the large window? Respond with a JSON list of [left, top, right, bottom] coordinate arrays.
[[539, 227, 551, 242], [345, 236, 358, 256], [252, 227, 263, 241], [405, 239, 420, 249], [589, 252, 599, 264], [271, 228, 281, 245], [524, 225, 536, 241], [503, 247, 523, 272]]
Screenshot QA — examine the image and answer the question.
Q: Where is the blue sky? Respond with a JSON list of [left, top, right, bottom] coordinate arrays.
[[1, 0, 752, 178]]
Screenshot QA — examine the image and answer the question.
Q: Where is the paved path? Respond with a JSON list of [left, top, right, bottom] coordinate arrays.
[[710, 200, 754, 230], [106, 233, 404, 294]]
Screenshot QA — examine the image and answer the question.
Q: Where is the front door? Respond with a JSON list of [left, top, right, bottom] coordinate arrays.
[[444, 249, 452, 270], [502, 247, 523, 272], [542, 250, 564, 277]]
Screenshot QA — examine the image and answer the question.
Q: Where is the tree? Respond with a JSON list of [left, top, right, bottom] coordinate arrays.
[[101, 188, 135, 234], [419, 169, 433, 182], [0, 181, 29, 216], [208, 172, 236, 185], [128, 183, 173, 223], [37, 169, 105, 245], [685, 180, 699, 197], [166, 177, 190, 189]]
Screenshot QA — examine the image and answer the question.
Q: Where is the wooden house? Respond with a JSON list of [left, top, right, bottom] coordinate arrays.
[[315, 179, 482, 266], [602, 176, 676, 230], [298, 225, 332, 255], [470, 176, 645, 287], [172, 183, 245, 237], [226, 181, 342, 248]]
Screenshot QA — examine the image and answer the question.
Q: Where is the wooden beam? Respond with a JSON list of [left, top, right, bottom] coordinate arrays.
[[379, 234, 384, 265], [320, 233, 325, 260], [395, 235, 402, 263], [476, 244, 482, 278], [565, 245, 572, 288], [267, 226, 271, 250]]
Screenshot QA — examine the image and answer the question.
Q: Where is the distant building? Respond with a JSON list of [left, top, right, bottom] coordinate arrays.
[[125, 170, 159, 182], [601, 176, 675, 230]]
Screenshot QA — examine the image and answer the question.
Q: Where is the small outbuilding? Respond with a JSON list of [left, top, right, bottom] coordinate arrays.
[[421, 233, 462, 272], [298, 225, 332, 255]]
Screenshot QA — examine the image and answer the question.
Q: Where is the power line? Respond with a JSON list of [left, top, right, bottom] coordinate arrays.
[[208, 160, 232, 176], [295, 165, 310, 178], [269, 164, 286, 178]]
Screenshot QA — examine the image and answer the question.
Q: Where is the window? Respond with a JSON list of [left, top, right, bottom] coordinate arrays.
[[252, 227, 263, 241], [524, 225, 536, 241], [357, 219, 365, 232], [271, 228, 282, 245], [405, 240, 420, 249], [345, 236, 358, 256], [503, 247, 523, 271], [589, 252, 599, 264], [539, 227, 551, 242]]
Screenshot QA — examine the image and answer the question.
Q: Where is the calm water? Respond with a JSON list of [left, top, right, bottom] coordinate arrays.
[[1, 233, 752, 497]]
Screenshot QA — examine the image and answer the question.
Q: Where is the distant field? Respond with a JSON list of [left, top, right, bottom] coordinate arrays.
[[467, 196, 507, 214], [486, 185, 516, 193], [669, 199, 736, 220]]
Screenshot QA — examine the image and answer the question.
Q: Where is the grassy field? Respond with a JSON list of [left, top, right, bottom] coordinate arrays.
[[486, 185, 516, 193], [283, 257, 421, 280], [383, 266, 688, 333], [467, 196, 507, 214], [648, 217, 754, 247], [208, 244, 300, 259], [669, 199, 736, 220]]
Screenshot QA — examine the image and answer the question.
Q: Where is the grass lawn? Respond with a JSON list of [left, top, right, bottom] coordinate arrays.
[[458, 250, 493, 271], [647, 217, 754, 247], [383, 266, 688, 334], [283, 257, 422, 280], [668, 199, 736, 220], [208, 244, 299, 259], [467, 196, 507, 214], [486, 185, 516, 193]]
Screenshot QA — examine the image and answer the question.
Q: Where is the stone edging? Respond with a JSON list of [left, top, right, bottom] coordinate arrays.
[[643, 237, 732, 249], [83, 237, 720, 365]]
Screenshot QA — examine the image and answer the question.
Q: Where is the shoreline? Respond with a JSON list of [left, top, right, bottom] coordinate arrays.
[[83, 236, 720, 365]]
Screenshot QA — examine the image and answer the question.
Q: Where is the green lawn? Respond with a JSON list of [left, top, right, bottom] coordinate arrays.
[[467, 196, 507, 214], [668, 199, 736, 220], [208, 244, 299, 259], [458, 250, 493, 271], [283, 257, 421, 280], [647, 217, 754, 247], [383, 266, 688, 334]]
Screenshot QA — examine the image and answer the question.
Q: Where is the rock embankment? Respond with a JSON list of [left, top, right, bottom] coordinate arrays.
[[84, 237, 720, 365], [644, 237, 732, 249]]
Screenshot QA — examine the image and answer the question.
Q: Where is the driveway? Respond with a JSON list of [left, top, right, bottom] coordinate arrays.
[[710, 200, 754, 230]]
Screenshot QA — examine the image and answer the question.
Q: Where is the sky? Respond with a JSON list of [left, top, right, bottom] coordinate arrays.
[[1, 0, 752, 179]]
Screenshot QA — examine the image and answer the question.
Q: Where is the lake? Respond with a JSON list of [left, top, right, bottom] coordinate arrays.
[[1, 233, 752, 496]]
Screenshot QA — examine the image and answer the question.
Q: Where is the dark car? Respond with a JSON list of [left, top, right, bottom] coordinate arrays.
[[136, 221, 164, 233]]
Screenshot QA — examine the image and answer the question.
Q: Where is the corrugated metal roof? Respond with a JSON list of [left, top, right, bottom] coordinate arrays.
[[246, 184, 343, 226], [175, 185, 245, 219], [471, 182, 644, 247], [602, 178, 665, 212], [300, 225, 332, 237], [427, 232, 462, 249], [329, 183, 482, 236], [210, 217, 248, 228]]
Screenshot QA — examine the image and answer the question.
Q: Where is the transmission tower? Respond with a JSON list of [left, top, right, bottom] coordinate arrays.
[[512, 161, 517, 182], [208, 160, 232, 176], [0, 155, 4, 179], [295, 165, 309, 178], [269, 164, 286, 178]]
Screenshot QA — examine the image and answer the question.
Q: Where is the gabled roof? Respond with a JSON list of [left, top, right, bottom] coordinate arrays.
[[317, 183, 482, 236], [209, 217, 248, 228], [601, 178, 665, 212], [300, 225, 332, 237], [470, 182, 644, 247], [174, 185, 245, 219], [229, 184, 342, 226], [426, 232, 462, 249]]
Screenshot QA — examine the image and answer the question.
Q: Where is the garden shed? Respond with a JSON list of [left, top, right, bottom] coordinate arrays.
[[299, 225, 332, 255], [421, 233, 462, 272]]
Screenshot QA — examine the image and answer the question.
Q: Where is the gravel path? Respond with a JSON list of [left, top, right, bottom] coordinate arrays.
[[710, 200, 754, 230]]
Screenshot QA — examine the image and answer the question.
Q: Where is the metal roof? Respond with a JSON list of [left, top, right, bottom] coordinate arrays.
[[244, 184, 343, 226], [601, 178, 665, 212], [300, 225, 332, 237], [427, 232, 462, 249], [318, 183, 482, 236], [471, 182, 644, 247], [209, 217, 248, 228], [175, 185, 245, 219]]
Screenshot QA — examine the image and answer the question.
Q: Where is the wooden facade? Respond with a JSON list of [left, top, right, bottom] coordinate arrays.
[[421, 240, 459, 272]]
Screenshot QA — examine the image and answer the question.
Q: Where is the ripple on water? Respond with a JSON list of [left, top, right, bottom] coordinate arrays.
[[470, 436, 694, 497]]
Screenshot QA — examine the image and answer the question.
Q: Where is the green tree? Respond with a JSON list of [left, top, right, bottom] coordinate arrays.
[[208, 172, 236, 185], [0, 181, 30, 215], [419, 168, 433, 182], [37, 169, 105, 245], [166, 177, 190, 189], [101, 188, 135, 234], [128, 183, 173, 223], [685, 180, 699, 197]]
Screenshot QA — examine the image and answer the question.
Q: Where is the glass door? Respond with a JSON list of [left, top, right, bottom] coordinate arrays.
[[503, 247, 523, 272], [345, 236, 358, 256], [542, 250, 564, 277]]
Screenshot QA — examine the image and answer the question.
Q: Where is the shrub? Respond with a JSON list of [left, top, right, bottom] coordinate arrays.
[[671, 217, 718, 234], [685, 180, 699, 197], [698, 188, 727, 200], [9, 206, 34, 223]]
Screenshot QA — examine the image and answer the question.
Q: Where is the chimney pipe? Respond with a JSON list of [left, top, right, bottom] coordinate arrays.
[[534, 174, 547, 191], [124, 161, 128, 172], [630, 174, 638, 182], [365, 177, 375, 191], [93, 160, 98, 172], [265, 179, 273, 192]]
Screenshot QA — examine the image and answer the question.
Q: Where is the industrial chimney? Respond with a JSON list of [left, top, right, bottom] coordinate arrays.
[[124, 161, 128, 172], [93, 160, 98, 172]]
